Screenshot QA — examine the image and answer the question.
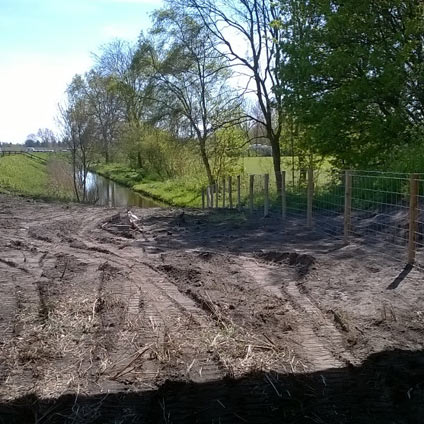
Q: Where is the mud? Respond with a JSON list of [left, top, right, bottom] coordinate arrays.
[[0, 194, 423, 423]]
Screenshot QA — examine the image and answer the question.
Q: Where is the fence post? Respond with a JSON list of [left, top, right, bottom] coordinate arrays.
[[408, 173, 419, 265], [209, 185, 215, 209], [215, 183, 219, 209], [237, 175, 241, 211], [281, 171, 286, 220], [228, 176, 233, 209], [249, 175, 255, 214], [201, 188, 205, 209], [264, 173, 269, 217], [222, 177, 226, 208], [307, 167, 314, 228], [344, 170, 352, 243]]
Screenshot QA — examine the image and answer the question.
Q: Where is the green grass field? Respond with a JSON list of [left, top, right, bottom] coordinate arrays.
[[0, 155, 49, 197], [0, 154, 73, 200]]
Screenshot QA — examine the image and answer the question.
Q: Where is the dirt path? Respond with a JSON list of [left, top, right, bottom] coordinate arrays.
[[0, 194, 424, 423]]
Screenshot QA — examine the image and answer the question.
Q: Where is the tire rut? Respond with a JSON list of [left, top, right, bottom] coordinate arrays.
[[240, 256, 357, 371]]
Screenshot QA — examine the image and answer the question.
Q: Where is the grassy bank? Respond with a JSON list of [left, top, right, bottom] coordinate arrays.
[[0, 154, 74, 201], [93, 157, 332, 208], [93, 163, 203, 207]]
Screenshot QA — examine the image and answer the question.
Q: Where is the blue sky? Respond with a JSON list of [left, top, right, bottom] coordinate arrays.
[[0, 0, 162, 143]]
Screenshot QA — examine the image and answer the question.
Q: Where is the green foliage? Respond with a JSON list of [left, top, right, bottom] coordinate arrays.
[[93, 163, 145, 186], [134, 177, 203, 207], [278, 0, 424, 168], [209, 126, 246, 178]]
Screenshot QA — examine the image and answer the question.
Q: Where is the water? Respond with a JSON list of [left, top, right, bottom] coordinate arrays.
[[85, 172, 161, 208]]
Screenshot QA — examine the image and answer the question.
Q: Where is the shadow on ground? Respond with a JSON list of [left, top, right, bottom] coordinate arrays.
[[138, 209, 340, 255], [1, 349, 423, 424]]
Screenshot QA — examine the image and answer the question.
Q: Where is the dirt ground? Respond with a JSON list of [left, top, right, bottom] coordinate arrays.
[[0, 193, 423, 423]]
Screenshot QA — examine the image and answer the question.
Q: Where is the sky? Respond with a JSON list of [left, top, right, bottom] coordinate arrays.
[[0, 0, 162, 143]]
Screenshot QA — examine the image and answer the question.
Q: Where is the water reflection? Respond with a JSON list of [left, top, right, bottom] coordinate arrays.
[[85, 172, 161, 208]]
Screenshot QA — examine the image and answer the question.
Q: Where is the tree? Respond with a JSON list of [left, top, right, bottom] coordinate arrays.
[[36, 128, 57, 148], [175, 0, 285, 191], [85, 71, 123, 163], [93, 40, 157, 167], [60, 75, 97, 202], [278, 0, 424, 168], [135, 8, 242, 184]]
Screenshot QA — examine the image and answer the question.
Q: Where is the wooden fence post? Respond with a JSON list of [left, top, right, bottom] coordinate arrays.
[[344, 171, 352, 243], [408, 173, 419, 265], [249, 175, 255, 214], [210, 185, 214, 208], [237, 175, 241, 211], [307, 167, 314, 228], [222, 177, 226, 208], [281, 171, 286, 220], [264, 173, 269, 217], [215, 183, 219, 209], [228, 176, 233, 209], [201, 188, 205, 209]]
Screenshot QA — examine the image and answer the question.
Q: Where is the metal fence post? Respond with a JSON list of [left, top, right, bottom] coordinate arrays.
[[201, 188, 205, 209], [307, 167, 314, 228], [264, 173, 269, 217], [408, 173, 419, 264], [344, 170, 352, 243]]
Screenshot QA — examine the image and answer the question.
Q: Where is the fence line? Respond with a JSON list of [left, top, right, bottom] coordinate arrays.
[[202, 169, 424, 269]]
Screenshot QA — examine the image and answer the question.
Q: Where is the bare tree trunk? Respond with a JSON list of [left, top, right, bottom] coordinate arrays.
[[199, 137, 214, 185], [270, 136, 282, 195], [71, 150, 80, 203]]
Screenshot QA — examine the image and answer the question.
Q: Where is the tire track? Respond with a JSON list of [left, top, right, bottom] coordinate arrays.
[[240, 256, 358, 371]]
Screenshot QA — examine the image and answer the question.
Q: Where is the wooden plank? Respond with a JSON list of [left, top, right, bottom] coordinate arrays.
[[264, 173, 269, 217], [344, 171, 352, 243], [408, 173, 419, 264]]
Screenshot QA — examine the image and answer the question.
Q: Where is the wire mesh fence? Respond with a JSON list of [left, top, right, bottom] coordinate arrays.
[[202, 169, 424, 269]]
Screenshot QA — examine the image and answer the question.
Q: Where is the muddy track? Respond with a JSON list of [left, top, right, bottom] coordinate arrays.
[[1, 195, 424, 423]]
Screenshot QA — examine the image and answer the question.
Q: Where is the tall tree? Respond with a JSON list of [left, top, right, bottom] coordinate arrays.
[[175, 0, 285, 191], [60, 75, 97, 202], [278, 0, 424, 168], [135, 8, 242, 184], [85, 71, 123, 163]]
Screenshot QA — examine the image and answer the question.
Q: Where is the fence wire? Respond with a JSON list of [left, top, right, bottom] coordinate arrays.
[[203, 170, 424, 270]]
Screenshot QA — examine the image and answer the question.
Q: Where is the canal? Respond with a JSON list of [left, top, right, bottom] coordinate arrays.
[[85, 172, 162, 208]]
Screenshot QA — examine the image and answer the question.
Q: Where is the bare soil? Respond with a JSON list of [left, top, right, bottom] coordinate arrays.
[[0, 194, 423, 423]]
